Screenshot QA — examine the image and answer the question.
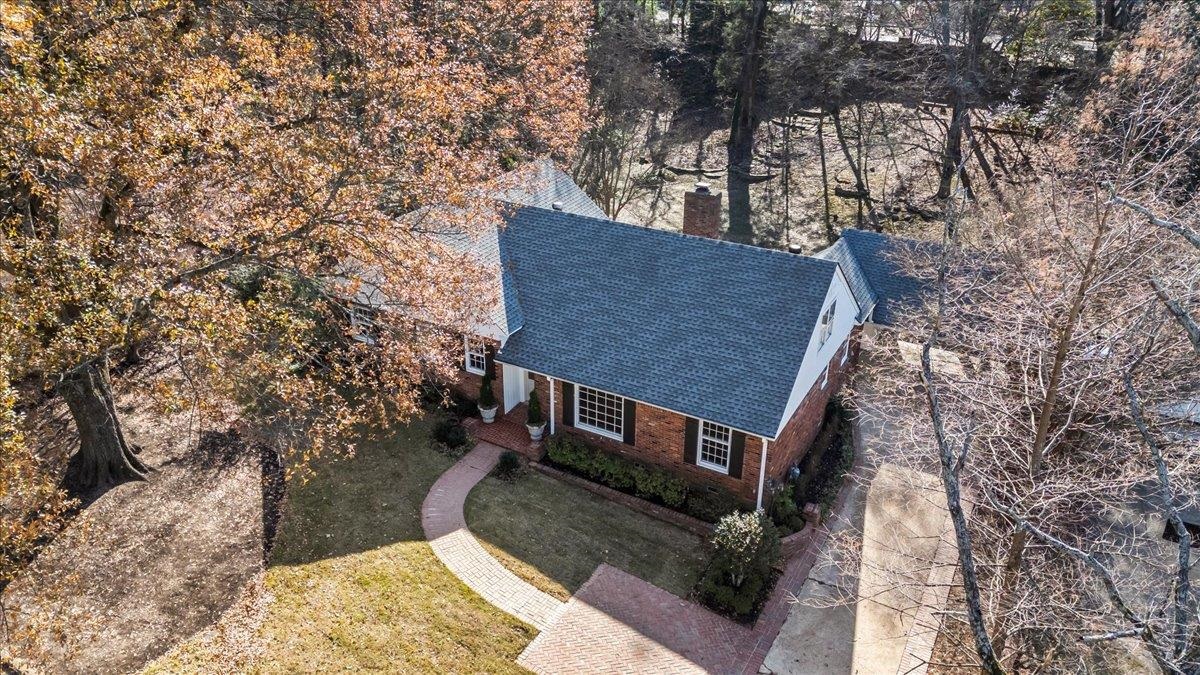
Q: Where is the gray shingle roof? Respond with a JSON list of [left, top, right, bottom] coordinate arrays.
[[817, 238, 876, 322], [498, 159, 608, 219], [837, 229, 939, 326], [495, 207, 837, 437]]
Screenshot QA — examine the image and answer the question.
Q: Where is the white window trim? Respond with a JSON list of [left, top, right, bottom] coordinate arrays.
[[696, 420, 732, 475], [820, 367, 829, 389], [464, 336, 487, 376], [839, 340, 850, 365], [818, 301, 836, 348], [575, 386, 625, 441]]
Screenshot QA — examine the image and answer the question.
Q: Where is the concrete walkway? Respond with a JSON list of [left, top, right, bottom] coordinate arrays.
[[420, 442, 564, 631]]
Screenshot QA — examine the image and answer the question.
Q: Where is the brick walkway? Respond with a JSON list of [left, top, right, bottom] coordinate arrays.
[[421, 442, 564, 631], [517, 564, 752, 674], [422, 441, 830, 674], [517, 533, 825, 675]]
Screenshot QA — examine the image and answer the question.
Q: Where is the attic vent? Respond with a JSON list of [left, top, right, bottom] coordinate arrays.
[[551, 201, 564, 211], [787, 243, 804, 255]]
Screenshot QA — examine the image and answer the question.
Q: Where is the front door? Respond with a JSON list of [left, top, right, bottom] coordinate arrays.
[[502, 364, 526, 413]]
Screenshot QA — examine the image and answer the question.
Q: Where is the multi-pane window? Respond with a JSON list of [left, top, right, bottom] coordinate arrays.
[[697, 421, 732, 473], [576, 386, 624, 439], [464, 336, 487, 375], [818, 301, 836, 347]]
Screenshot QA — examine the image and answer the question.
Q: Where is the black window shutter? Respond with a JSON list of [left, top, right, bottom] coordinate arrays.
[[683, 418, 699, 464], [561, 382, 575, 427], [483, 344, 496, 378], [729, 431, 746, 479], [622, 399, 637, 445]]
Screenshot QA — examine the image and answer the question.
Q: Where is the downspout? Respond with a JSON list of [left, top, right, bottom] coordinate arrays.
[[548, 377, 556, 436], [756, 437, 769, 511]]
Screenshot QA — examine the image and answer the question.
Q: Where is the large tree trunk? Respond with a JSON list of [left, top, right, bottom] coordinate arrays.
[[59, 357, 148, 492], [725, 0, 769, 243]]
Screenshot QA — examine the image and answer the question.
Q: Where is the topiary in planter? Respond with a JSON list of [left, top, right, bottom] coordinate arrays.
[[478, 374, 497, 408], [526, 390, 544, 426]]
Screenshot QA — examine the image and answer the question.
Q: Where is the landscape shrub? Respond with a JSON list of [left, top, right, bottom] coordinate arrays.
[[768, 485, 805, 535], [493, 451, 524, 481], [432, 418, 471, 456], [477, 372, 497, 409], [418, 380, 447, 409], [683, 486, 740, 523], [526, 391, 544, 426], [449, 391, 478, 419], [544, 434, 687, 508], [793, 396, 854, 515], [418, 380, 477, 419], [696, 511, 781, 620]]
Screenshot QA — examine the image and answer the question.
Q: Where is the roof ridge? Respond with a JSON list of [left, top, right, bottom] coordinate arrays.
[[518, 204, 838, 268], [841, 227, 940, 246]]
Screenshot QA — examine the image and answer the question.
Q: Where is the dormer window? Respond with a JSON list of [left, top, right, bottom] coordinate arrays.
[[818, 301, 836, 348], [464, 336, 487, 375]]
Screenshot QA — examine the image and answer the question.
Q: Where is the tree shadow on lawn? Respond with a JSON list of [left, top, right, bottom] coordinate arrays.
[[265, 418, 449, 566], [254, 417, 536, 673]]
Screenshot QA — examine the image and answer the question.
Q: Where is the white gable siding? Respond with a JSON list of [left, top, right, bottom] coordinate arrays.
[[774, 267, 859, 437]]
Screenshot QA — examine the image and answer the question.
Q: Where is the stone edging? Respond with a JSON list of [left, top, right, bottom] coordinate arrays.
[[530, 461, 714, 538]]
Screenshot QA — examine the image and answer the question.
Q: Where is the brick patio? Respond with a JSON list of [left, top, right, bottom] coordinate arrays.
[[517, 564, 752, 674], [462, 405, 544, 459]]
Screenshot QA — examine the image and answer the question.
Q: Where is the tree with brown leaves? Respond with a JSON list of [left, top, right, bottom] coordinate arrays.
[[0, 0, 589, 492]]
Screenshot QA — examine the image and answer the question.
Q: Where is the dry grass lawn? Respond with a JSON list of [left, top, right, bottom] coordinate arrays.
[[466, 468, 708, 601]]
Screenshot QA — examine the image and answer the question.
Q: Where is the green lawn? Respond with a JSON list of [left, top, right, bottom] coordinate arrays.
[[465, 469, 709, 601], [253, 417, 534, 673]]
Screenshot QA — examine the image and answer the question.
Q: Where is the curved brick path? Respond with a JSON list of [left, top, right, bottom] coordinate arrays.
[[421, 442, 564, 631]]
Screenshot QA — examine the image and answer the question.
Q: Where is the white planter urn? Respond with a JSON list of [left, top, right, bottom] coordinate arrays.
[[527, 423, 546, 442], [479, 404, 498, 423]]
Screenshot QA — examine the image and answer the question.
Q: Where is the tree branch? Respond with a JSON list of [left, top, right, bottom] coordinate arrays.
[[1109, 192, 1200, 251], [1124, 356, 1192, 659], [1149, 278, 1200, 355]]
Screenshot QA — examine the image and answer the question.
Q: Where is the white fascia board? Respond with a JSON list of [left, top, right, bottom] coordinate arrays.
[[773, 270, 858, 438]]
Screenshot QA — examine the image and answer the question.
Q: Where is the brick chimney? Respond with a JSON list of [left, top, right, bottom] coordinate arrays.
[[682, 181, 722, 238]]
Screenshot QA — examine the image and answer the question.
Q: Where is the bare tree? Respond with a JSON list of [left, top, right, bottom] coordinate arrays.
[[829, 5, 1200, 671]]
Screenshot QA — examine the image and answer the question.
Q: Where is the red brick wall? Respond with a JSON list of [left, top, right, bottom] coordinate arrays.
[[763, 327, 860, 495], [531, 374, 764, 506], [450, 337, 503, 405]]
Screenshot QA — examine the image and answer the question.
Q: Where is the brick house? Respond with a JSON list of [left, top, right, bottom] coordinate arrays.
[[448, 161, 928, 510]]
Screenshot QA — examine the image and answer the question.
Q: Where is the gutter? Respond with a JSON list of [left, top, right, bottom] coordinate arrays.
[[756, 437, 769, 511]]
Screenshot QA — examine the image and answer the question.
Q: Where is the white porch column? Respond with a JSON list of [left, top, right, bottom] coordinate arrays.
[[756, 437, 769, 511], [548, 376, 556, 436]]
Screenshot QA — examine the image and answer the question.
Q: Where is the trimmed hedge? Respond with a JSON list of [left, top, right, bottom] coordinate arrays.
[[684, 487, 740, 523], [545, 434, 687, 508]]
